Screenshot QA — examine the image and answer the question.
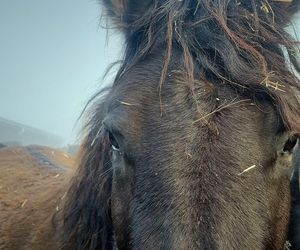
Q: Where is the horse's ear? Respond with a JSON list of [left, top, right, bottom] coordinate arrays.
[[267, 0, 300, 25], [61, 125, 113, 249], [284, 0, 300, 17], [102, 0, 154, 32]]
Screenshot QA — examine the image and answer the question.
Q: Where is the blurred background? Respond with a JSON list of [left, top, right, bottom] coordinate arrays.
[[0, 0, 299, 152], [0, 0, 122, 152]]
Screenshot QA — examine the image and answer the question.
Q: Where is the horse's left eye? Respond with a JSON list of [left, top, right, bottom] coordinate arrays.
[[109, 132, 120, 152], [283, 136, 298, 154]]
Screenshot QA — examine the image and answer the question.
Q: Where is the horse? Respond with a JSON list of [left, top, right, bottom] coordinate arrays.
[[289, 143, 300, 247], [2, 0, 300, 249], [0, 146, 74, 250]]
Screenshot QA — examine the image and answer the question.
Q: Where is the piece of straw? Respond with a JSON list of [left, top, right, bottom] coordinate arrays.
[[238, 165, 257, 176]]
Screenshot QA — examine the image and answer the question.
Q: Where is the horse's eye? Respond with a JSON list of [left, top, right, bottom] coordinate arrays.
[[109, 132, 120, 151], [283, 136, 298, 154]]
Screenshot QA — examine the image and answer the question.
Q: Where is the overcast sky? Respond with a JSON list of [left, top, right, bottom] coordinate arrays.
[[0, 0, 122, 145], [0, 1, 300, 146]]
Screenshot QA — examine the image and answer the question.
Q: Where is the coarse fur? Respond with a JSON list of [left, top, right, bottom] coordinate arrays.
[[289, 143, 300, 248], [2, 0, 300, 249], [0, 146, 74, 250]]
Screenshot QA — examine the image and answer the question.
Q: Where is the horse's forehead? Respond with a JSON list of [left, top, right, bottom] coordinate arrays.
[[107, 72, 278, 142], [110, 72, 214, 108]]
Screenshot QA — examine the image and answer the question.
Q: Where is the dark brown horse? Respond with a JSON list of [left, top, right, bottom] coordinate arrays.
[[2, 0, 300, 249]]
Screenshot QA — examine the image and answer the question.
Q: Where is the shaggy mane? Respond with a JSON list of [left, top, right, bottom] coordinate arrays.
[[103, 0, 300, 132]]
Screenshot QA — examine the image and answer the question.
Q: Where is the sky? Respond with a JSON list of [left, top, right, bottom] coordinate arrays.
[[0, 1, 300, 146], [0, 0, 122, 145]]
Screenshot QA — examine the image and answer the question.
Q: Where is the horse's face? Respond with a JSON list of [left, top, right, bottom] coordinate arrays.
[[104, 58, 295, 249], [62, 1, 300, 249]]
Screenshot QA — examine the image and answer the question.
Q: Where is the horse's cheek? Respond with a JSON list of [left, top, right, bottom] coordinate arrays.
[[111, 173, 132, 249], [269, 178, 291, 249]]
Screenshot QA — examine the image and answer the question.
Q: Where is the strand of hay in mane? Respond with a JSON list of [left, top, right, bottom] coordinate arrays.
[[193, 99, 251, 124], [118, 100, 137, 106], [260, 72, 286, 92], [90, 127, 102, 147], [238, 165, 257, 176]]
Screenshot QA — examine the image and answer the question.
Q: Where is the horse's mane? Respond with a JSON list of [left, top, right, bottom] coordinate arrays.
[[104, 0, 300, 132]]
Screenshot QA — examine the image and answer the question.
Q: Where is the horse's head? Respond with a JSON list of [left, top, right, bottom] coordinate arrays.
[[62, 1, 300, 249]]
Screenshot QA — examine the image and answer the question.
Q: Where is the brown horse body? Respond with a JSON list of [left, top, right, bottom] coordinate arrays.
[[2, 0, 300, 249], [0, 146, 74, 250]]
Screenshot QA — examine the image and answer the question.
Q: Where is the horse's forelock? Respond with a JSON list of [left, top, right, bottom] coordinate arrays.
[[102, 0, 300, 133]]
